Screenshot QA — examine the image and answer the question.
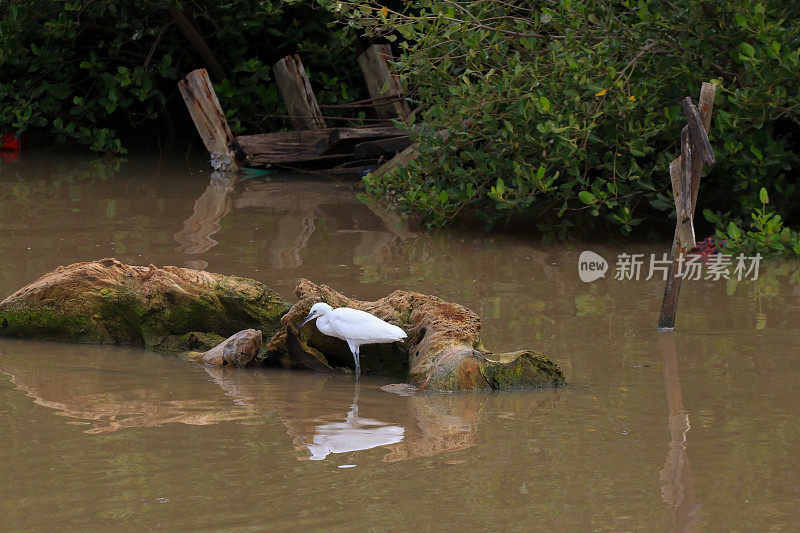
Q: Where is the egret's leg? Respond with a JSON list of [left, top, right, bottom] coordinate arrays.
[[353, 345, 361, 377], [347, 341, 361, 379]]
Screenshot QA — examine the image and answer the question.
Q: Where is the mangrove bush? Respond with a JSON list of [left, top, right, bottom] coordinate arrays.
[[329, 0, 800, 253], [0, 0, 364, 152]]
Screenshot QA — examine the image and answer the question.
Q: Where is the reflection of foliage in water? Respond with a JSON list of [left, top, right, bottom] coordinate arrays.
[[725, 259, 800, 329], [0, 156, 191, 291], [0, 157, 123, 198]]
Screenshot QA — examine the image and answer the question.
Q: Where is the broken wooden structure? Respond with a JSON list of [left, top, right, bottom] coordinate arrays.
[[179, 45, 415, 174], [658, 82, 717, 329]]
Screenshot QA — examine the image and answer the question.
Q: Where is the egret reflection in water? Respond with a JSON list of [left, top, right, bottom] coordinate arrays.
[[303, 383, 405, 461], [0, 342, 544, 463]]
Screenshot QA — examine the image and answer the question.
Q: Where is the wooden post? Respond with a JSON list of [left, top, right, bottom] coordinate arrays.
[[178, 69, 239, 168], [679, 126, 695, 249], [681, 97, 715, 166], [658, 83, 717, 330], [670, 130, 694, 250], [273, 55, 325, 130], [357, 44, 411, 120]]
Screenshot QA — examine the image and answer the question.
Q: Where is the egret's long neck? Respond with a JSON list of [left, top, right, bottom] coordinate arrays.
[[316, 313, 330, 333]]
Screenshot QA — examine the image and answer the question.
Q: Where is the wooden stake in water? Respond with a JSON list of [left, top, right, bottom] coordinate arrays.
[[357, 44, 411, 120], [273, 55, 325, 130], [673, 126, 695, 251], [178, 69, 237, 158], [658, 83, 717, 330]]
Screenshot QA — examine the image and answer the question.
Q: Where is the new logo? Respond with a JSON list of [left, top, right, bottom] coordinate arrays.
[[578, 251, 608, 282]]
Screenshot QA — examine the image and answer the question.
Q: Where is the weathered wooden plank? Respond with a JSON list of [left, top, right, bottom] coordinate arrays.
[[658, 82, 716, 330], [371, 143, 419, 176], [178, 69, 238, 165], [689, 84, 717, 207], [354, 136, 413, 160], [681, 97, 715, 166], [236, 130, 351, 167], [330, 126, 407, 145], [273, 55, 325, 130], [669, 140, 695, 251], [669, 84, 716, 209], [357, 44, 411, 120], [677, 126, 696, 250], [316, 125, 408, 155]]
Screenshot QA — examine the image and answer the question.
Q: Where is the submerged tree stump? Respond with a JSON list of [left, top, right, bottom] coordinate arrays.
[[0, 261, 565, 392], [264, 279, 565, 391]]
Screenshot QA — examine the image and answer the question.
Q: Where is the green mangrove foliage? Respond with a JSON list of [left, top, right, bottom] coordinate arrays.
[[708, 187, 800, 256], [0, 0, 364, 152], [328, 0, 800, 253]]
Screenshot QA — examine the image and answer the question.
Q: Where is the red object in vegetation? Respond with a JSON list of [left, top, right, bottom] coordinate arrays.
[[0, 151, 22, 163], [0, 132, 26, 151], [692, 237, 720, 260]]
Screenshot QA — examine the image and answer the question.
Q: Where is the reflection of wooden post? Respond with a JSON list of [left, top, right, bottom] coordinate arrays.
[[658, 333, 700, 532], [357, 44, 411, 120], [178, 69, 238, 159], [273, 55, 325, 130], [174, 173, 236, 255], [658, 83, 716, 329], [270, 212, 317, 269]]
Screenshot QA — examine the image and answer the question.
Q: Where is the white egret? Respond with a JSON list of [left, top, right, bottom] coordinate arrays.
[[304, 383, 405, 461], [298, 302, 407, 377]]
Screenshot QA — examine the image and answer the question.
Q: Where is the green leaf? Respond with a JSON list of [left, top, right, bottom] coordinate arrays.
[[740, 43, 755, 57], [579, 191, 596, 204], [539, 96, 550, 112], [727, 221, 741, 240], [759, 187, 769, 204]]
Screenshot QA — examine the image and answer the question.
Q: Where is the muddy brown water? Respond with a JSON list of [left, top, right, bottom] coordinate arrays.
[[1, 154, 799, 531]]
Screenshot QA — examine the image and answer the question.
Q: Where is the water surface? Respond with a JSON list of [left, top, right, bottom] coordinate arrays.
[[1, 155, 799, 531]]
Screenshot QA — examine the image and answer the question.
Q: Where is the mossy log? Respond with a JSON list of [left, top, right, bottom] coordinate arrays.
[[263, 279, 565, 391], [0, 259, 290, 351], [0, 261, 564, 391]]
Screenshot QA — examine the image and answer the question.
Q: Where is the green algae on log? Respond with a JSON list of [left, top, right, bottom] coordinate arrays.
[[263, 279, 565, 391], [0, 259, 290, 350]]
